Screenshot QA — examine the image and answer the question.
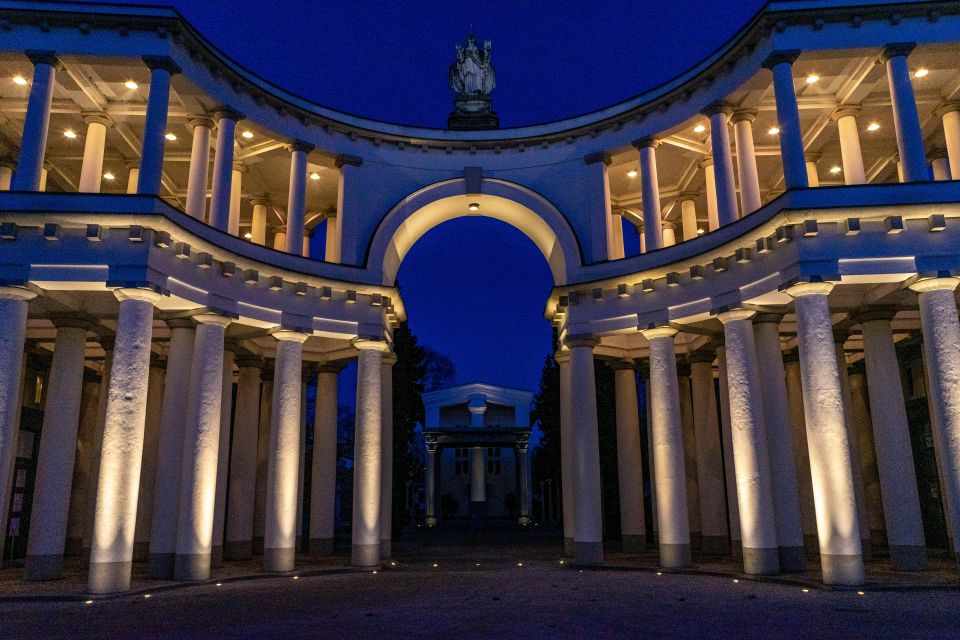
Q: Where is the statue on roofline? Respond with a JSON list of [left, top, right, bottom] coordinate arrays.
[[449, 34, 496, 96]]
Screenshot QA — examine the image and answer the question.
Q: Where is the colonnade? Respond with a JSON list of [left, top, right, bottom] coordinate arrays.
[[557, 278, 960, 586]]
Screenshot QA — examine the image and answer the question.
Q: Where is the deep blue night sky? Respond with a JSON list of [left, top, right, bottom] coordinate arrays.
[[117, 0, 764, 397]]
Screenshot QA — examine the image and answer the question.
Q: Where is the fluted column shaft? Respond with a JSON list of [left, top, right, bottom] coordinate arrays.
[[13, 54, 58, 191], [568, 338, 603, 565], [613, 363, 646, 552], [211, 347, 235, 567], [352, 342, 384, 567], [637, 141, 663, 250], [716, 347, 742, 557], [706, 107, 740, 225], [286, 143, 312, 255], [680, 198, 698, 241], [938, 104, 960, 179], [379, 353, 396, 559], [834, 109, 866, 184]]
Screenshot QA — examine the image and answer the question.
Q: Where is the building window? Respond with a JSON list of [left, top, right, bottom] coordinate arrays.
[[487, 447, 501, 475], [455, 448, 468, 475]]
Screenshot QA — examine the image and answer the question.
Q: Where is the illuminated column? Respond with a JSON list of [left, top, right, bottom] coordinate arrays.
[[250, 198, 268, 245], [24, 317, 92, 580], [894, 154, 905, 183], [612, 361, 645, 552], [78, 114, 109, 193], [0, 158, 13, 190], [133, 357, 164, 561], [352, 340, 385, 567], [324, 213, 340, 263], [38, 163, 50, 192], [518, 444, 532, 524], [185, 115, 213, 219], [229, 163, 244, 236], [425, 445, 438, 526], [678, 368, 701, 549], [555, 350, 575, 555], [635, 138, 663, 251], [679, 194, 698, 242], [881, 44, 927, 182], [787, 282, 864, 586], [285, 142, 312, 255], [125, 162, 139, 194], [88, 288, 161, 594], [753, 315, 805, 571], [910, 277, 960, 562], [567, 336, 603, 565], [148, 319, 195, 579], [470, 445, 486, 518], [610, 211, 624, 260], [224, 357, 262, 560], [805, 156, 821, 186], [848, 368, 886, 553], [701, 158, 720, 231], [835, 337, 872, 558], [716, 346, 742, 557], [644, 374, 658, 542], [310, 364, 340, 555], [689, 355, 728, 555], [661, 222, 676, 247], [12, 52, 59, 191], [252, 369, 273, 554], [832, 108, 867, 184], [208, 108, 241, 232], [763, 52, 808, 189], [302, 232, 311, 258], [379, 353, 396, 559], [83, 338, 113, 555], [210, 345, 236, 568], [935, 102, 960, 178], [784, 354, 818, 550], [273, 226, 287, 251], [703, 104, 739, 225], [137, 57, 179, 196], [930, 149, 951, 181], [174, 314, 230, 581], [717, 310, 779, 575], [641, 326, 691, 568], [732, 109, 762, 214]]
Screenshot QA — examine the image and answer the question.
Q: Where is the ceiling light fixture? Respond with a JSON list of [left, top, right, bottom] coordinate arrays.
[[468, 202, 480, 212], [12, 75, 27, 86], [243, 232, 253, 239], [241, 130, 254, 139], [63, 129, 77, 139], [627, 169, 638, 178], [103, 172, 115, 181], [866, 122, 880, 132], [767, 126, 780, 135], [124, 80, 139, 90], [309, 172, 321, 180], [806, 73, 820, 84], [829, 165, 842, 174], [693, 124, 706, 133], [913, 68, 929, 78], [164, 132, 177, 141], [697, 228, 705, 235]]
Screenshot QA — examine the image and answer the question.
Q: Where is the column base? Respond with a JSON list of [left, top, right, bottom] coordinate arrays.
[[380, 539, 392, 560], [574, 541, 603, 565], [860, 538, 873, 562], [871, 529, 888, 551], [351, 543, 381, 568], [743, 547, 779, 575], [821, 553, 865, 586], [210, 545, 222, 568], [25, 553, 64, 581], [469, 500, 487, 523], [223, 540, 253, 561], [425, 516, 437, 527], [659, 543, 691, 569], [64, 537, 83, 558], [889, 545, 926, 571], [518, 516, 530, 526], [803, 534, 819, 555], [688, 531, 702, 553], [148, 552, 175, 579], [730, 539, 743, 560], [132, 541, 149, 562], [778, 546, 806, 573], [174, 553, 211, 581], [621, 535, 646, 554], [252, 536, 264, 555], [701, 535, 729, 556], [87, 560, 132, 594], [309, 537, 334, 557], [563, 536, 575, 557], [264, 547, 295, 573]]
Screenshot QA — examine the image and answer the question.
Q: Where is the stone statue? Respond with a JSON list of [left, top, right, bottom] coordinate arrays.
[[447, 34, 499, 130]]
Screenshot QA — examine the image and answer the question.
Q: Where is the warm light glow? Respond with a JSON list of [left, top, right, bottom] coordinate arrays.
[[913, 68, 929, 78], [693, 124, 706, 133], [467, 202, 480, 212], [517, 562, 523, 567], [627, 169, 638, 178], [802, 588, 809, 593], [293, 576, 299, 580], [216, 583, 222, 587], [144, 594, 151, 599], [857, 591, 865, 596], [697, 228, 705, 235], [866, 122, 880, 132], [103, 172, 115, 181], [390, 561, 396, 566], [241, 130, 254, 139], [243, 232, 253, 239], [829, 165, 842, 174], [733, 579, 739, 583], [309, 172, 321, 181], [432, 563, 439, 568], [805, 73, 820, 84], [84, 600, 93, 605], [164, 132, 177, 141], [63, 129, 77, 139], [767, 126, 780, 135], [124, 80, 139, 90], [12, 75, 27, 86], [656, 572, 662, 576]]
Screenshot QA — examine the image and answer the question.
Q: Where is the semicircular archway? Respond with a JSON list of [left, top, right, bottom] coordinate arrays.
[[366, 178, 583, 287]]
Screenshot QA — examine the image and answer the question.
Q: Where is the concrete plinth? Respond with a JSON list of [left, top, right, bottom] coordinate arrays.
[[174, 553, 211, 581], [821, 554, 867, 586], [743, 547, 780, 575], [659, 543, 691, 569], [352, 544, 381, 568], [264, 547, 296, 573]]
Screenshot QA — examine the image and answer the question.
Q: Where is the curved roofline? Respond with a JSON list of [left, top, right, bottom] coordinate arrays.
[[3, 0, 945, 142]]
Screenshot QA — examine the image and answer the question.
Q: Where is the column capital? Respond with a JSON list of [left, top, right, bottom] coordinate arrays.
[[852, 307, 897, 324], [49, 313, 96, 331], [0, 285, 38, 302], [564, 335, 598, 349], [631, 137, 659, 150], [761, 49, 801, 69], [640, 325, 677, 340], [232, 161, 247, 173], [334, 154, 363, 168], [608, 359, 636, 371], [730, 108, 758, 124], [753, 312, 785, 325], [353, 338, 389, 352], [213, 107, 244, 124], [879, 42, 916, 63], [833, 329, 850, 346], [271, 329, 309, 343], [784, 281, 834, 298], [698, 155, 714, 169], [25, 50, 62, 69], [141, 55, 181, 75], [661, 220, 675, 230], [113, 287, 162, 304], [909, 276, 959, 294], [381, 352, 399, 366], [553, 350, 570, 365], [678, 190, 699, 202], [250, 196, 270, 208], [273, 225, 287, 234], [124, 159, 140, 170], [716, 308, 755, 324], [82, 112, 111, 127], [164, 316, 195, 330], [235, 355, 264, 369], [189, 114, 215, 129], [934, 101, 960, 118], [583, 151, 611, 166], [193, 312, 232, 328], [288, 141, 315, 154], [928, 147, 948, 162], [701, 101, 734, 118], [831, 106, 861, 122], [0, 156, 16, 170]]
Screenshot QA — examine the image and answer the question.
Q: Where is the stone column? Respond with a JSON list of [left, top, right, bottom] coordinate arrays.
[[806, 157, 821, 187], [133, 357, 165, 561], [703, 104, 739, 226], [148, 319, 195, 578], [763, 52, 809, 189], [679, 194, 698, 242], [470, 446, 486, 519], [286, 142, 312, 255], [567, 336, 603, 565], [835, 337, 872, 558], [930, 149, 951, 181], [324, 213, 341, 263], [732, 109, 762, 214], [229, 163, 244, 237], [859, 313, 926, 569], [832, 108, 867, 184], [12, 52, 59, 191], [635, 139, 663, 251], [78, 114, 109, 193], [910, 277, 960, 562], [83, 338, 113, 555], [208, 108, 242, 232], [352, 340, 385, 567], [211, 345, 236, 567], [881, 44, 927, 182], [174, 314, 230, 581], [425, 445, 438, 526], [137, 57, 179, 196], [0, 158, 14, 190], [518, 445, 532, 524], [612, 361, 646, 553], [644, 375, 658, 542], [786, 282, 864, 586], [125, 162, 139, 194], [717, 310, 780, 575], [252, 368, 273, 554], [678, 367, 701, 550], [610, 211, 624, 259], [662, 222, 677, 247], [250, 198, 268, 245], [641, 326, 691, 568], [264, 331, 307, 572], [716, 346, 742, 558], [784, 354, 818, 551], [273, 227, 287, 251], [689, 355, 728, 555], [310, 364, 340, 554], [935, 102, 960, 179], [379, 353, 396, 559], [555, 351, 575, 555], [753, 315, 805, 571], [88, 288, 161, 594], [185, 115, 213, 219], [224, 357, 262, 560], [25, 316, 92, 580], [701, 158, 720, 232], [302, 233, 312, 258], [848, 368, 886, 552]]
